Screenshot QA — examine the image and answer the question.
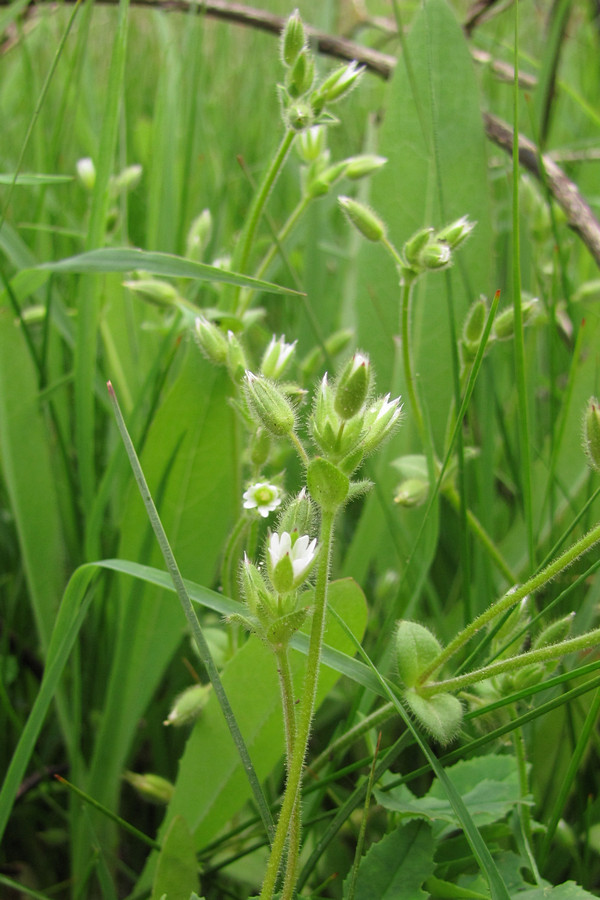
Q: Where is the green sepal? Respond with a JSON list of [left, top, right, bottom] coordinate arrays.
[[266, 607, 311, 650], [307, 456, 349, 511]]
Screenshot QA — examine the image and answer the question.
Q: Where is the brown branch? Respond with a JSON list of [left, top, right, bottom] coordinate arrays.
[[4, 0, 600, 267]]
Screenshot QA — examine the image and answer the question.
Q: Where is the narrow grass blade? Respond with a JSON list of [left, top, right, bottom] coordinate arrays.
[[37, 247, 303, 294], [0, 173, 73, 185], [106, 382, 274, 841]]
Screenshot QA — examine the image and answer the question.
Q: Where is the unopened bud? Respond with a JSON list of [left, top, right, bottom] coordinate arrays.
[[277, 488, 315, 538], [339, 196, 386, 243], [286, 101, 313, 132], [403, 227, 433, 268], [123, 771, 174, 805], [418, 241, 451, 270], [244, 371, 296, 437], [186, 209, 212, 262], [194, 316, 228, 365], [112, 164, 143, 193], [583, 397, 600, 472], [394, 477, 429, 507], [533, 613, 575, 649], [461, 296, 487, 363], [297, 126, 327, 163], [318, 60, 364, 103], [76, 157, 96, 191], [249, 427, 271, 468], [241, 554, 271, 616], [164, 683, 211, 727], [343, 155, 387, 180], [334, 352, 370, 420], [260, 335, 297, 379], [226, 330, 248, 383], [493, 298, 539, 341], [125, 279, 179, 308], [281, 9, 305, 68], [435, 215, 475, 249], [286, 50, 314, 98]]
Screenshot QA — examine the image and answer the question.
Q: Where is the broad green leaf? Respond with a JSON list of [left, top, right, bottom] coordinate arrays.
[[377, 754, 523, 839], [36, 247, 301, 294], [517, 883, 599, 899], [134, 578, 368, 891], [0, 307, 65, 655], [150, 816, 199, 900], [349, 820, 434, 900]]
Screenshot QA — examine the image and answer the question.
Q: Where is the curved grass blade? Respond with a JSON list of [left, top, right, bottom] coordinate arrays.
[[37, 247, 303, 295]]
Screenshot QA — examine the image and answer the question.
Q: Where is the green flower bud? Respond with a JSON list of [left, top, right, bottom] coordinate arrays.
[[306, 161, 347, 198], [76, 157, 96, 191], [418, 240, 451, 270], [281, 9, 305, 68], [362, 394, 403, 455], [318, 60, 364, 104], [277, 488, 315, 539], [124, 279, 180, 308], [112, 164, 143, 193], [435, 215, 475, 249], [334, 352, 370, 420], [194, 315, 229, 365], [583, 397, 600, 472], [461, 296, 488, 363], [186, 209, 212, 262], [394, 477, 429, 508], [244, 371, 296, 437], [533, 613, 575, 650], [493, 298, 539, 341], [123, 771, 174, 805], [396, 620, 442, 688], [164, 683, 211, 727], [249, 427, 271, 468], [338, 196, 386, 243], [260, 335, 297, 380], [403, 227, 433, 268], [307, 456, 349, 511], [297, 125, 327, 163], [343, 155, 387, 181], [286, 101, 313, 132], [226, 330, 249, 383], [403, 689, 463, 746], [286, 50, 315, 98]]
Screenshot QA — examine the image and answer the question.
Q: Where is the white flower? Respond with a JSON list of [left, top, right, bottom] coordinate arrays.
[[243, 482, 282, 518], [268, 531, 318, 589], [76, 157, 96, 191], [260, 335, 297, 379]]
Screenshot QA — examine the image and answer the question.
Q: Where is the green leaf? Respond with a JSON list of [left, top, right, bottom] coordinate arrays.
[[0, 173, 73, 185], [36, 248, 302, 294], [349, 820, 434, 900], [150, 816, 199, 900], [517, 883, 599, 899]]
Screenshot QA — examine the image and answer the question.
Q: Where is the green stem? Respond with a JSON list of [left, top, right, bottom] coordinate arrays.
[[422, 626, 600, 697], [259, 508, 337, 900], [275, 646, 301, 900], [510, 710, 542, 885], [220, 513, 250, 601], [228, 128, 296, 313], [290, 430, 310, 468], [444, 485, 516, 584], [418, 519, 600, 685]]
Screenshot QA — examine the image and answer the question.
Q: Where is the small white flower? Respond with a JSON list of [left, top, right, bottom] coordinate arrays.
[[260, 335, 297, 379], [243, 482, 282, 518], [76, 157, 96, 191], [268, 531, 317, 582]]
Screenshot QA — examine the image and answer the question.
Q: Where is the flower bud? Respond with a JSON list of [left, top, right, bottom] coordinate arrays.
[[297, 126, 327, 163], [334, 352, 370, 420], [286, 50, 315, 98], [286, 101, 313, 132], [76, 157, 96, 191], [124, 279, 179, 308], [249, 427, 271, 468], [277, 488, 315, 538], [194, 316, 228, 365], [112, 164, 143, 193], [338, 196, 386, 243], [318, 61, 364, 104], [403, 227, 433, 268], [226, 330, 249, 383], [260, 335, 297, 380], [493, 298, 539, 341], [281, 9, 305, 68], [343, 155, 387, 181], [186, 209, 212, 262], [244, 371, 296, 437], [435, 215, 475, 249], [583, 397, 600, 472], [396, 620, 441, 688], [123, 771, 174, 805], [362, 394, 403, 455], [241, 554, 271, 616], [164, 683, 211, 727], [461, 296, 488, 363], [532, 612, 575, 650], [307, 456, 349, 511], [418, 241, 451, 270], [394, 477, 429, 508]]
